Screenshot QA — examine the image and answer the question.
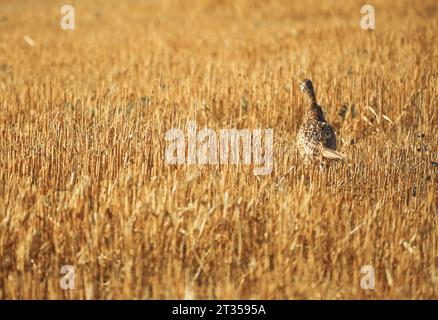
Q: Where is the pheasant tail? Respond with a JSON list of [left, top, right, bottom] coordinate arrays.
[[319, 147, 347, 160], [306, 141, 347, 160]]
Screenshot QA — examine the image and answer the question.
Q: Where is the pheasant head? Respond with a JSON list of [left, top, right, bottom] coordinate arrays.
[[300, 79, 316, 103]]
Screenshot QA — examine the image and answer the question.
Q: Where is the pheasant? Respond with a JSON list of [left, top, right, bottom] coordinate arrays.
[[296, 79, 346, 163]]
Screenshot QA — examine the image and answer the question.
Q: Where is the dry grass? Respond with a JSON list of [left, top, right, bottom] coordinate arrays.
[[0, 0, 437, 299]]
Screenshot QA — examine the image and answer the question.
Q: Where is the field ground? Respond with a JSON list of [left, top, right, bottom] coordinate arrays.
[[0, 0, 437, 299]]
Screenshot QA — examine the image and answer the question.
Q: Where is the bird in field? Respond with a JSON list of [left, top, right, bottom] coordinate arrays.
[[296, 79, 346, 164]]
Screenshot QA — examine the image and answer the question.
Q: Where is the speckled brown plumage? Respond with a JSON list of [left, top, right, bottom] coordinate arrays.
[[297, 79, 344, 162]]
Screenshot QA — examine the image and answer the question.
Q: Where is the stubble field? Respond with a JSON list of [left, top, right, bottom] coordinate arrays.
[[0, 0, 437, 299]]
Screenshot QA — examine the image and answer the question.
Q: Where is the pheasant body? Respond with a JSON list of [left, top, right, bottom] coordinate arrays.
[[297, 79, 342, 162], [297, 120, 336, 157]]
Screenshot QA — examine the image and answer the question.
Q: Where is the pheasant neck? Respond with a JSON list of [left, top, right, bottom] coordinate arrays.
[[304, 92, 325, 121]]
